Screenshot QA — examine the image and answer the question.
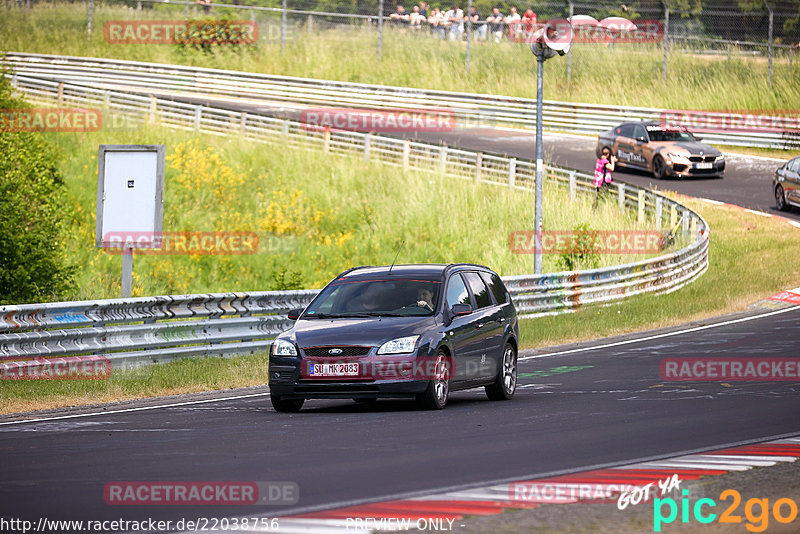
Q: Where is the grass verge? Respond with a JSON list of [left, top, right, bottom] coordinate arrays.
[[3, 198, 799, 415], [2, 4, 799, 110]]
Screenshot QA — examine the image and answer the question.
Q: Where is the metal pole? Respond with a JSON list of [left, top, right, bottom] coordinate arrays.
[[378, 0, 383, 61], [661, 0, 668, 82], [121, 246, 133, 298], [184, 0, 189, 18], [534, 51, 544, 274], [281, 0, 287, 53], [466, 0, 472, 74], [566, 1, 573, 87], [87, 0, 93, 38], [764, 0, 773, 86]]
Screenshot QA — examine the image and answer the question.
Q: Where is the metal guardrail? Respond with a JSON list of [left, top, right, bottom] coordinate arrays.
[[0, 72, 709, 374], [3, 52, 798, 150]]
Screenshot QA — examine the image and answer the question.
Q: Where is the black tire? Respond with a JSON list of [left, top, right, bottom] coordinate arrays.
[[652, 155, 667, 179], [271, 396, 304, 413], [776, 185, 790, 212], [485, 343, 517, 401], [418, 350, 450, 410]]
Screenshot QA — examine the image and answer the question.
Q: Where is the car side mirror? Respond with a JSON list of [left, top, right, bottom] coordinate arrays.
[[287, 308, 303, 320], [451, 303, 473, 316], [695, 136, 703, 141], [636, 136, 646, 143]]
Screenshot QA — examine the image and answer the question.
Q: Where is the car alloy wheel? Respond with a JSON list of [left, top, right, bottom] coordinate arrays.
[[486, 343, 517, 401], [419, 350, 450, 410], [653, 156, 666, 179], [776, 185, 789, 211]]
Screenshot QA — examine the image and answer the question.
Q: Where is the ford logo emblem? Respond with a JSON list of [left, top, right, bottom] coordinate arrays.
[[328, 348, 343, 355]]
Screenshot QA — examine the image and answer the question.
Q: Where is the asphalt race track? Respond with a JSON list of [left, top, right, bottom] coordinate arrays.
[[2, 305, 799, 527]]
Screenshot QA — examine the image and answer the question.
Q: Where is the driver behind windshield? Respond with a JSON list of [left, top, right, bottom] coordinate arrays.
[[416, 288, 434, 311]]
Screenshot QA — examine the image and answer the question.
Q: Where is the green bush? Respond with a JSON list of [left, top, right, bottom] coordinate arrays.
[[0, 72, 76, 304]]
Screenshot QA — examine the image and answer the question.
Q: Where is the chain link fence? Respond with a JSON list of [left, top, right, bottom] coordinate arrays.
[[5, 0, 800, 85]]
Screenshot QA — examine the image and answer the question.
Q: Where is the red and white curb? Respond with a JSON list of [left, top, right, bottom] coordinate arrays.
[[271, 437, 800, 532], [769, 287, 800, 306]]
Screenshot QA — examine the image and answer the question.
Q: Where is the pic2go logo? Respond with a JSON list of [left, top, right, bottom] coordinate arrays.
[[654, 489, 799, 532]]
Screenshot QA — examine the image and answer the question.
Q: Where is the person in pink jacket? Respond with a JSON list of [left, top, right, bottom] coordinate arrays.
[[594, 147, 616, 192]]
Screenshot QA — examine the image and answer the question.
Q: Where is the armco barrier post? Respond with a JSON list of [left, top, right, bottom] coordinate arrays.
[[655, 196, 663, 228], [403, 140, 411, 169], [281, 119, 289, 137], [149, 96, 157, 124], [509, 158, 517, 188], [475, 152, 482, 183], [194, 106, 202, 131], [682, 211, 690, 238], [671, 204, 678, 228], [364, 134, 371, 161], [240, 112, 247, 134], [569, 171, 576, 201], [439, 145, 447, 173], [617, 183, 626, 212], [323, 126, 330, 153], [638, 190, 646, 224]]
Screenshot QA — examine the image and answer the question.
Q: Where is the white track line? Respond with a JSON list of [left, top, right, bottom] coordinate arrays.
[[0, 391, 271, 427], [519, 304, 800, 361]]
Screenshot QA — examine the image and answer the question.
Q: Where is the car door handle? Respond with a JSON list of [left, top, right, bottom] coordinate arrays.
[[498, 317, 505, 323], [475, 323, 484, 329]]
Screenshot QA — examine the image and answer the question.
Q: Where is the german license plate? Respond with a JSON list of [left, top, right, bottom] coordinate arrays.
[[309, 362, 359, 377], [696, 162, 713, 169]]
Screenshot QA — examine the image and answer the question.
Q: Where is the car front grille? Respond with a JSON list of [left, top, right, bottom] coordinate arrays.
[[689, 155, 716, 163], [302, 346, 372, 357]]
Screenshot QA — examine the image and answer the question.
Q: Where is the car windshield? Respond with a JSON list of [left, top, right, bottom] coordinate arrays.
[[646, 128, 697, 142], [303, 278, 442, 317]]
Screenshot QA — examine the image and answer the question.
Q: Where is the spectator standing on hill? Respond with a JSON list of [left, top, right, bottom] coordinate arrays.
[[410, 5, 425, 29], [390, 5, 411, 26], [487, 7, 505, 43], [445, 5, 464, 41], [593, 147, 616, 203], [418, 1, 429, 18], [522, 8, 537, 40], [469, 6, 487, 41], [506, 7, 521, 40], [429, 7, 447, 39]]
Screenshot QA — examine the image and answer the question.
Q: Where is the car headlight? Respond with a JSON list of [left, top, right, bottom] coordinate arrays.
[[377, 335, 420, 355], [667, 152, 690, 163], [272, 339, 297, 356], [715, 155, 725, 161]]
